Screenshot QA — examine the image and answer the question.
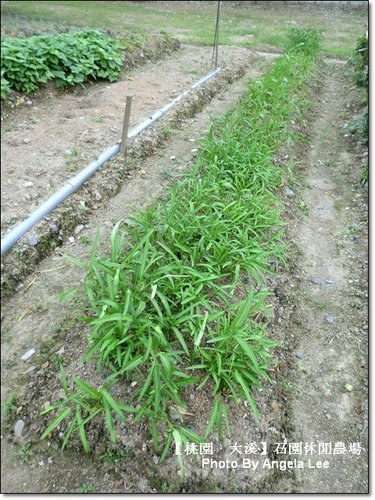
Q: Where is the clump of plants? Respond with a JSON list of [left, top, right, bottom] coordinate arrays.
[[353, 33, 368, 88], [355, 34, 368, 144], [42, 29, 321, 459], [1, 29, 123, 99], [286, 27, 323, 56]]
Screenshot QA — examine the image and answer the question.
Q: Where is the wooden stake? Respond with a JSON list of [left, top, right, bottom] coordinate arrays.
[[120, 95, 133, 156], [212, 1, 221, 69]]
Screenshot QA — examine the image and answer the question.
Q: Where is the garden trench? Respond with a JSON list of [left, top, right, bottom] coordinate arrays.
[[1, 45, 368, 493]]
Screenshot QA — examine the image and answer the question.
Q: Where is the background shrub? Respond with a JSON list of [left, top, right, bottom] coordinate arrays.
[[1, 29, 123, 99]]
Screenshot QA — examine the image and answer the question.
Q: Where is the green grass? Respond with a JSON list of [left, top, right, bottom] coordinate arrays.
[[42, 29, 321, 459], [76, 484, 95, 494], [99, 449, 124, 465], [1, 1, 366, 57], [2, 393, 17, 421], [18, 443, 33, 463], [64, 145, 80, 171]]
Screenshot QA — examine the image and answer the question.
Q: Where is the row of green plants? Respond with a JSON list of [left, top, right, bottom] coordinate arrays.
[[1, 29, 123, 99], [352, 33, 368, 147], [42, 29, 322, 459]]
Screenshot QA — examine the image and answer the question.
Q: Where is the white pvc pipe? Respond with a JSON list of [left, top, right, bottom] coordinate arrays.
[[1, 68, 221, 256]]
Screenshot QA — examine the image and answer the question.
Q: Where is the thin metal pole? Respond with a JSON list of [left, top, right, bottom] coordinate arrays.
[[212, 1, 221, 69], [120, 95, 133, 155]]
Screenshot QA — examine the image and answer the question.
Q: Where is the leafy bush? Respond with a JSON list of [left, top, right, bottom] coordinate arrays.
[[1, 29, 123, 99], [353, 33, 368, 88], [1, 68, 11, 100], [348, 34, 368, 145]]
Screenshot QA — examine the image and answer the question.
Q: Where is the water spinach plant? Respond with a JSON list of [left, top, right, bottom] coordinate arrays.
[[41, 29, 322, 459]]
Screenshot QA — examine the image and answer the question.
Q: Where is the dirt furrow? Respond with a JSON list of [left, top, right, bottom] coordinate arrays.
[[286, 62, 368, 493]]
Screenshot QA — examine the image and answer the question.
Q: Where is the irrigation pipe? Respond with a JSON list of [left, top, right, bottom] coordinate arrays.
[[1, 68, 221, 256]]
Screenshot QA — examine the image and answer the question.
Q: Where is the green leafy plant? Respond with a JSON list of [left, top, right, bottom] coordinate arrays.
[[100, 449, 124, 464], [76, 484, 95, 493], [80, 235, 91, 246], [63, 145, 80, 170], [1, 29, 123, 99], [2, 393, 18, 428], [40, 366, 135, 453], [286, 27, 322, 56], [349, 34, 368, 145], [354, 33, 368, 86], [18, 443, 33, 463], [1, 68, 11, 99], [361, 162, 368, 184]]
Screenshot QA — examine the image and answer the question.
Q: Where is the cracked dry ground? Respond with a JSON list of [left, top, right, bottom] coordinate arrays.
[[0, 57, 368, 492]]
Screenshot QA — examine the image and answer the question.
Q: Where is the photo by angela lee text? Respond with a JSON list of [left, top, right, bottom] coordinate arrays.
[[201, 458, 330, 471]]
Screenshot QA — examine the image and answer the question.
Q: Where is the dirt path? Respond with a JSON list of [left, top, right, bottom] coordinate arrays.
[[286, 62, 368, 493]]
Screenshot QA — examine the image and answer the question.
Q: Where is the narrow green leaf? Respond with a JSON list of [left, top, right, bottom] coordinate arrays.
[[123, 355, 143, 372], [101, 388, 126, 422], [74, 377, 101, 400], [160, 431, 172, 462], [60, 365, 69, 396], [138, 361, 154, 401], [41, 407, 71, 440], [172, 327, 189, 356], [76, 407, 90, 453], [205, 398, 221, 439], [103, 398, 116, 443], [149, 417, 159, 450], [172, 429, 184, 463], [58, 286, 79, 303], [236, 336, 260, 369], [153, 364, 161, 414], [150, 297, 163, 318], [155, 290, 172, 315], [194, 311, 208, 347], [90, 227, 101, 259], [62, 419, 76, 450], [234, 370, 259, 418], [230, 293, 254, 331], [156, 241, 180, 262], [63, 253, 86, 270], [40, 399, 68, 415], [179, 426, 204, 444]]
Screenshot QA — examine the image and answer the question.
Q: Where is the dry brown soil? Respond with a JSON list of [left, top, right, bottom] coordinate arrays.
[[0, 45, 368, 493]]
